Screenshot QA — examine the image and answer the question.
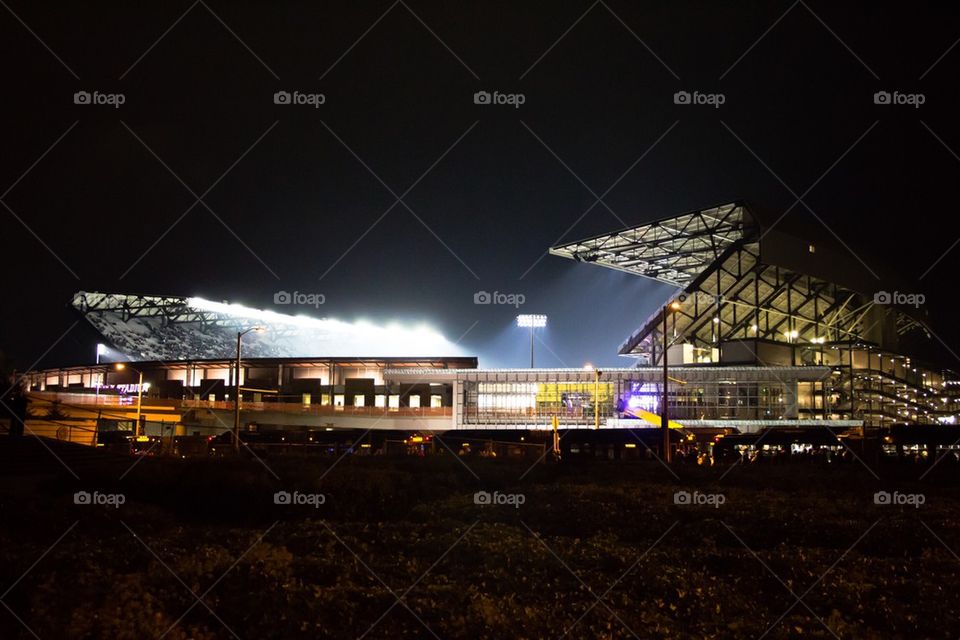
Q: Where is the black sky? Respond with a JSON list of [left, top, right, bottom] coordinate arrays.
[[2, 1, 960, 371]]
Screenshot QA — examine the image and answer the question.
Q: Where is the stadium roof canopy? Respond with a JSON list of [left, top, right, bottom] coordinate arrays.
[[549, 202, 753, 287], [550, 201, 932, 360], [71, 291, 465, 362]]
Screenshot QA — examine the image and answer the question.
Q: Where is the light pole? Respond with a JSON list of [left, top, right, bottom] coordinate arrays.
[[662, 301, 682, 463], [234, 326, 265, 453], [594, 367, 602, 430], [115, 363, 144, 436], [517, 314, 547, 368]]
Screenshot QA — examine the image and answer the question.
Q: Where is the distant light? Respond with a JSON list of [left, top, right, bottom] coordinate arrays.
[[583, 362, 593, 370], [517, 314, 547, 328], [115, 363, 126, 370], [668, 301, 682, 311], [96, 343, 107, 355]]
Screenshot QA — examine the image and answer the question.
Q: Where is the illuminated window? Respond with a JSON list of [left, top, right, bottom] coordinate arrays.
[[334, 394, 344, 407], [431, 395, 442, 408], [409, 395, 421, 408], [388, 394, 400, 409], [375, 394, 386, 407], [302, 393, 311, 405], [354, 395, 365, 407]]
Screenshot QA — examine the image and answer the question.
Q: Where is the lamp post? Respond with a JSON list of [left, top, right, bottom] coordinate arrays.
[[594, 367, 602, 430], [662, 301, 682, 463], [234, 326, 265, 453], [115, 363, 144, 436], [516, 314, 547, 368]]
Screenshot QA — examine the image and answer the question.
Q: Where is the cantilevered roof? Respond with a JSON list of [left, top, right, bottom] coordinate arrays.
[[551, 201, 934, 360], [549, 202, 757, 287], [71, 291, 466, 362]]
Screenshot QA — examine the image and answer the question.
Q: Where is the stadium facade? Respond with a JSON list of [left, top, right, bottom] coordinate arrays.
[[20, 202, 959, 439]]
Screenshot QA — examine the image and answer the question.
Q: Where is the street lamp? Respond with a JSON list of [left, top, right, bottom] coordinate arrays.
[[234, 326, 265, 452], [662, 300, 682, 463], [115, 363, 144, 436], [517, 314, 547, 368]]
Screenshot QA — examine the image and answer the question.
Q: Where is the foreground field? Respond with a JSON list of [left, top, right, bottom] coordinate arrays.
[[0, 451, 958, 639]]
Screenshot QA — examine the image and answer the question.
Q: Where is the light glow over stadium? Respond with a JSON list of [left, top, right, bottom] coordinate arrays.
[[72, 292, 463, 361]]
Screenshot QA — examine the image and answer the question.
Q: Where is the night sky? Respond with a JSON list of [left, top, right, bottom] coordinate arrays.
[[2, 1, 959, 371]]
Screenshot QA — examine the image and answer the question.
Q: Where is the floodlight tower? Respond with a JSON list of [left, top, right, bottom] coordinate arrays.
[[517, 314, 547, 368]]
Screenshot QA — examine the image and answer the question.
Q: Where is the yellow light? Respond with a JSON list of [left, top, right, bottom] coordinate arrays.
[[409, 436, 424, 443], [624, 443, 637, 449], [136, 435, 150, 442], [669, 301, 682, 311], [115, 363, 126, 370], [360, 443, 372, 448]]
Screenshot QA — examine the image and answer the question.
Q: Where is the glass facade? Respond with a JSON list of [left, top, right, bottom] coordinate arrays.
[[457, 368, 826, 428]]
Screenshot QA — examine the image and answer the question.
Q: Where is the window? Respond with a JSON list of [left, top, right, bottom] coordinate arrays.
[[388, 395, 400, 410], [375, 395, 386, 408], [334, 394, 344, 408], [354, 395, 365, 407], [409, 395, 421, 408], [431, 395, 443, 408], [302, 393, 311, 405]]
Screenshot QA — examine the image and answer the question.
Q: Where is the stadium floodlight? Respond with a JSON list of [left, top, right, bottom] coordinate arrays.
[[516, 314, 547, 367], [516, 314, 547, 328], [184, 296, 460, 359]]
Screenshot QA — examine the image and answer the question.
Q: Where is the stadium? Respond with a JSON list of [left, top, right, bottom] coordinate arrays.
[[18, 202, 960, 456]]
